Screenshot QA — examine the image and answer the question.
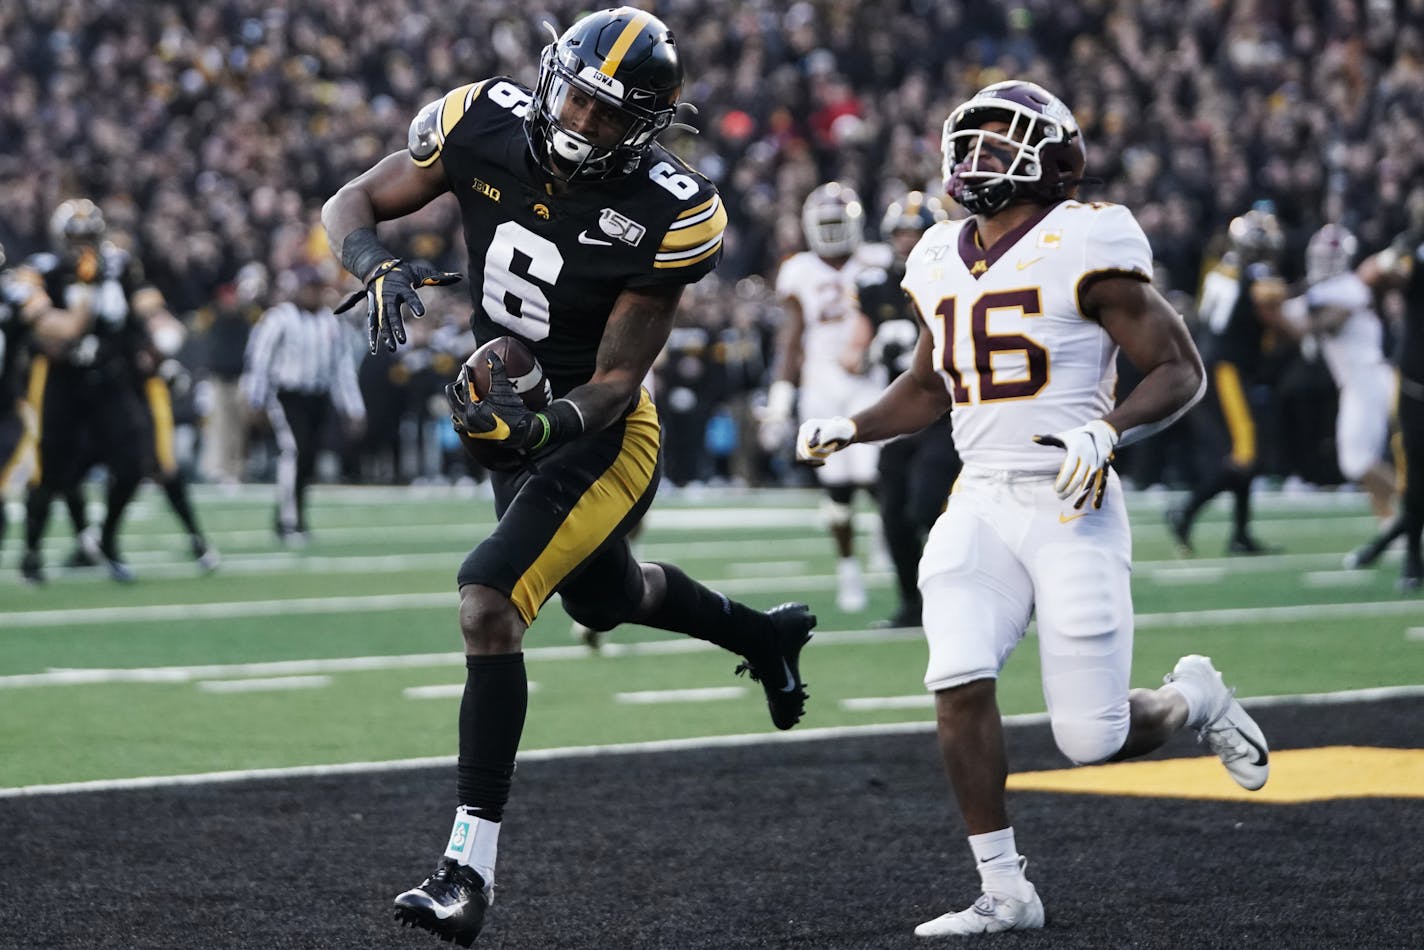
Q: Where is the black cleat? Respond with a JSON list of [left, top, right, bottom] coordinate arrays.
[[1344, 537, 1389, 570], [1227, 534, 1280, 556], [393, 859, 491, 947], [97, 540, 135, 583], [20, 550, 45, 585], [192, 535, 221, 574], [1398, 553, 1422, 594], [735, 602, 815, 730], [1165, 506, 1194, 556]]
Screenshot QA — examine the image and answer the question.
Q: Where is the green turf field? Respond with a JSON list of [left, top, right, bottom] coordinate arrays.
[[2, 482, 1422, 790]]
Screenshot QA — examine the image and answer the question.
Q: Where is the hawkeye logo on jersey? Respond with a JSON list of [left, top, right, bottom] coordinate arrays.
[[599, 208, 646, 247], [472, 178, 501, 202], [532, 203, 551, 220]]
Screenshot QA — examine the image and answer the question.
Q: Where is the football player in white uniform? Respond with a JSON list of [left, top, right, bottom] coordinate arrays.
[[762, 182, 894, 612], [1282, 224, 1396, 520], [797, 81, 1271, 936]]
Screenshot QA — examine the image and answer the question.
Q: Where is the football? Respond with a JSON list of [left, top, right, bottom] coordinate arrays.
[[465, 336, 552, 411]]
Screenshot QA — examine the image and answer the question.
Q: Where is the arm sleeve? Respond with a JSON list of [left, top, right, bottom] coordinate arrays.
[[240, 306, 283, 407], [328, 319, 366, 420]]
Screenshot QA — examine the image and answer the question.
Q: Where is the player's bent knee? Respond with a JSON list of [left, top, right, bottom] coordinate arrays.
[[458, 584, 525, 653], [820, 498, 853, 529], [1051, 716, 1129, 765]]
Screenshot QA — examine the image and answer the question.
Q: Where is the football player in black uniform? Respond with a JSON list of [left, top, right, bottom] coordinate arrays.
[[323, 8, 816, 945], [857, 192, 962, 628], [20, 201, 217, 583], [1349, 192, 1424, 590], [1166, 207, 1288, 555]]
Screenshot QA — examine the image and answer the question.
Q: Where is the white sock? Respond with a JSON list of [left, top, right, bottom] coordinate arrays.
[[443, 805, 499, 888], [968, 828, 1030, 901]]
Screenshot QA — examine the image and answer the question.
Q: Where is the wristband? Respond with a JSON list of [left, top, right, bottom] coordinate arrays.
[[340, 227, 398, 281], [532, 398, 585, 450]]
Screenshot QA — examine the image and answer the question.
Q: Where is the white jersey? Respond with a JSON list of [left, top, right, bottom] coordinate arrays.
[[775, 243, 894, 392], [900, 201, 1152, 472], [1302, 273, 1389, 390]]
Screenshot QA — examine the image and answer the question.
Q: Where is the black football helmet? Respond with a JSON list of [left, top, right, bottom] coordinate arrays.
[[880, 190, 949, 239], [527, 7, 682, 181], [1228, 207, 1284, 263], [942, 81, 1086, 215], [49, 198, 107, 249]]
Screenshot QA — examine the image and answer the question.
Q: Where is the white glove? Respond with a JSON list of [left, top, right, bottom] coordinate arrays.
[[1033, 419, 1119, 508], [756, 379, 798, 454], [797, 416, 857, 466], [758, 416, 796, 453]]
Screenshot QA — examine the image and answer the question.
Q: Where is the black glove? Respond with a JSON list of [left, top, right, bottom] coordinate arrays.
[[335, 259, 462, 355], [444, 353, 545, 452]]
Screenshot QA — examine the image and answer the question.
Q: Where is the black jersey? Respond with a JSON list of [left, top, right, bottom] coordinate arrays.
[[855, 260, 919, 378], [29, 244, 149, 387], [1196, 254, 1279, 371], [409, 79, 727, 397], [0, 267, 37, 414], [1395, 234, 1424, 382]]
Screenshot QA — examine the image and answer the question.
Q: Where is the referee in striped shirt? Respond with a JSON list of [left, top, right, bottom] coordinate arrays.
[[241, 266, 365, 544]]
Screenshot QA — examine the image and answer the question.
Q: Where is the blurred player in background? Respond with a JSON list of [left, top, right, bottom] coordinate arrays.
[[1, 244, 88, 563], [798, 80, 1269, 936], [1280, 224, 1396, 519], [856, 190, 960, 628], [1347, 190, 1424, 590], [761, 181, 892, 613], [1166, 206, 1288, 555], [241, 266, 365, 545], [322, 7, 815, 945]]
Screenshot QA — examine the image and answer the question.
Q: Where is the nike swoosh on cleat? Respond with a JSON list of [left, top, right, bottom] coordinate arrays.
[[578, 230, 613, 246], [779, 658, 798, 692], [1235, 724, 1268, 766]]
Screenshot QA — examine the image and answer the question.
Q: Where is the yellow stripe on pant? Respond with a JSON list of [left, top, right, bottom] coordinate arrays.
[[1214, 362, 1256, 468], [510, 392, 660, 625], [145, 376, 178, 476]]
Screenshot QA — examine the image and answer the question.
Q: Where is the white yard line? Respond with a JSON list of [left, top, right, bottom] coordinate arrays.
[[196, 676, 331, 694], [4, 685, 1419, 799], [615, 687, 747, 704]]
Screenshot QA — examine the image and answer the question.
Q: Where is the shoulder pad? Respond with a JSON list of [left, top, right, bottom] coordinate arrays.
[[408, 82, 486, 168], [408, 97, 445, 165]]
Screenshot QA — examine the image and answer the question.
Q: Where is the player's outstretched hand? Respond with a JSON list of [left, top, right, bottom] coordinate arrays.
[[797, 416, 856, 466], [335, 259, 462, 355], [1033, 419, 1119, 509]]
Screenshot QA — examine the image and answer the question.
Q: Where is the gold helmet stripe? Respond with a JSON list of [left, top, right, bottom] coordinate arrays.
[[599, 10, 655, 77]]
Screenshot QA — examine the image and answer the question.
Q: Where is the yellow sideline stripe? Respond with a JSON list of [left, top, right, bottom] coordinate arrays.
[[600, 10, 654, 76], [1007, 746, 1424, 803]]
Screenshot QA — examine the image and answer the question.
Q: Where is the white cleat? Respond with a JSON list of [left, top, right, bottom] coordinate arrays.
[[836, 558, 868, 613], [1165, 654, 1270, 791], [915, 873, 1045, 937]]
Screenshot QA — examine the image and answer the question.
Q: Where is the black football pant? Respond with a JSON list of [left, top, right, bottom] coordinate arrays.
[[267, 390, 330, 534]]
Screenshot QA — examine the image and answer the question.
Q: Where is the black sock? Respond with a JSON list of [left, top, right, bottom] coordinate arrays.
[[1230, 473, 1252, 539], [638, 562, 771, 658], [456, 653, 527, 821], [161, 476, 201, 537]]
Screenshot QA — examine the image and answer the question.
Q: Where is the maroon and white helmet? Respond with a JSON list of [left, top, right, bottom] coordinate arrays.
[[801, 182, 865, 258], [942, 80, 1086, 215], [1305, 223, 1357, 285]]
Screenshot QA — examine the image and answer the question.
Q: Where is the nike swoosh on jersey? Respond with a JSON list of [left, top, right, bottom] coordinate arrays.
[[1058, 511, 1088, 524], [1016, 256, 1044, 270], [578, 230, 613, 246]]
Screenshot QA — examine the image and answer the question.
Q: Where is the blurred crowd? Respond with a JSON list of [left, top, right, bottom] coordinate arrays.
[[2, 0, 1422, 489]]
